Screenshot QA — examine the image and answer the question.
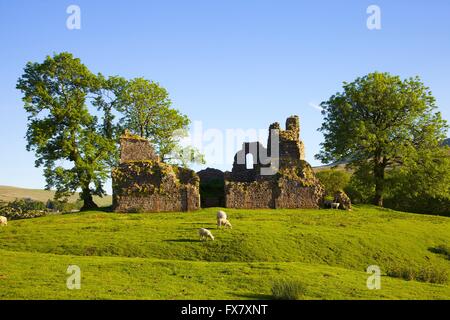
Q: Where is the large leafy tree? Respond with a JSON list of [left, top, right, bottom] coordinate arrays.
[[117, 77, 204, 166], [316, 72, 448, 206], [385, 144, 450, 214], [17, 53, 117, 210]]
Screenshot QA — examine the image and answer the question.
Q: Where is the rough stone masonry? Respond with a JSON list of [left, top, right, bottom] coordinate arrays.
[[224, 115, 324, 209], [112, 131, 200, 213]]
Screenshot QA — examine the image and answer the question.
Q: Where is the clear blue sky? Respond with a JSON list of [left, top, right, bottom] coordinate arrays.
[[0, 0, 449, 193]]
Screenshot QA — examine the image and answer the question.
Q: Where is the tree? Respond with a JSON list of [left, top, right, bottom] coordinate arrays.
[[16, 52, 117, 210], [384, 144, 450, 214], [117, 78, 204, 165], [315, 169, 351, 197], [316, 72, 448, 206]]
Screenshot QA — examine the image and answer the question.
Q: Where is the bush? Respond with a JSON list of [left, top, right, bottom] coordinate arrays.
[[46, 199, 83, 212], [342, 169, 374, 204], [0, 199, 48, 220], [316, 169, 350, 196], [10, 198, 46, 211], [387, 265, 448, 284], [271, 279, 307, 300], [429, 245, 450, 260]]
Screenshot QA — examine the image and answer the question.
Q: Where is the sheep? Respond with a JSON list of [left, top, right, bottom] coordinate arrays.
[[217, 210, 227, 220], [218, 218, 232, 229], [217, 210, 228, 227], [0, 216, 7, 226], [198, 228, 215, 241], [331, 202, 340, 209]]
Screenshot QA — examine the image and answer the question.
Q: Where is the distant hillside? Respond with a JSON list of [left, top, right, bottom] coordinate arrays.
[[313, 159, 350, 172], [0, 185, 112, 206]]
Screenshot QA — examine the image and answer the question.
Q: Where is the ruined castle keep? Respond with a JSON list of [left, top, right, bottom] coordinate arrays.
[[112, 132, 200, 213], [224, 116, 324, 209]]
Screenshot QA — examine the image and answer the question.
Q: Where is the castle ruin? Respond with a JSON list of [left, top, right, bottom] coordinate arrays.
[[112, 132, 200, 213], [224, 115, 324, 209], [112, 115, 324, 212]]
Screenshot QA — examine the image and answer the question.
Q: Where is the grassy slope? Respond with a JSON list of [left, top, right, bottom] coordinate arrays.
[[0, 206, 449, 299], [0, 185, 112, 206]]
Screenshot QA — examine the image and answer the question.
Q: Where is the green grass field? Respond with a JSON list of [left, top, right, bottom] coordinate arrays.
[[0, 185, 112, 206], [0, 205, 449, 299]]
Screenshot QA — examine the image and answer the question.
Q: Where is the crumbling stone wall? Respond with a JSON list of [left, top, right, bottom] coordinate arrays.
[[119, 131, 159, 163], [225, 116, 323, 209], [112, 133, 200, 213], [225, 180, 275, 209]]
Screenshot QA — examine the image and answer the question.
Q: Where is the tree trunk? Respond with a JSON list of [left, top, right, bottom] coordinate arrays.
[[373, 162, 385, 207], [80, 187, 98, 211]]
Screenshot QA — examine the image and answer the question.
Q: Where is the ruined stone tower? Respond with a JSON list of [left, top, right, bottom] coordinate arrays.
[[112, 132, 200, 213], [224, 115, 324, 209]]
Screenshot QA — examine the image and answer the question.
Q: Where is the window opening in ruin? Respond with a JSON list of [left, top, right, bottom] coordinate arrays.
[[246, 153, 254, 169]]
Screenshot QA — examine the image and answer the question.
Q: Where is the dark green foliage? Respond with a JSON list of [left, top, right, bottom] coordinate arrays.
[[316, 169, 350, 196], [317, 72, 448, 207], [383, 145, 450, 215], [271, 279, 307, 300], [429, 245, 450, 260], [387, 265, 448, 284], [46, 199, 83, 212], [0, 199, 47, 220], [344, 166, 375, 204]]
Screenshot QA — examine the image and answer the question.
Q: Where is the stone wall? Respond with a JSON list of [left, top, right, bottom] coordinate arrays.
[[275, 178, 323, 209], [119, 131, 158, 163], [224, 115, 323, 209], [112, 133, 200, 213], [225, 180, 275, 209]]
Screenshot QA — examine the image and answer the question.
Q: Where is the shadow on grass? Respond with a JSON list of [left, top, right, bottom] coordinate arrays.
[[231, 293, 273, 300], [428, 246, 450, 260], [164, 239, 200, 243]]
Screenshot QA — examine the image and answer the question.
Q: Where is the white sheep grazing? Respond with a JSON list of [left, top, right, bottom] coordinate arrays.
[[218, 218, 232, 229], [217, 210, 227, 227], [0, 216, 7, 226], [199, 228, 215, 241], [331, 202, 340, 209]]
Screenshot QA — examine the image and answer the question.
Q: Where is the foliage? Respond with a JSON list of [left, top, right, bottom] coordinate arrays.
[[46, 199, 83, 212], [315, 169, 350, 196], [316, 72, 448, 206], [271, 279, 307, 300], [17, 53, 203, 209], [429, 245, 450, 260], [387, 265, 448, 284], [116, 77, 204, 166], [344, 165, 375, 204], [383, 145, 450, 215], [0, 198, 47, 220], [16, 52, 117, 210]]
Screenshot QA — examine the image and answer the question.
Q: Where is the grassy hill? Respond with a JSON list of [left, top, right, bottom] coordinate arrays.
[[0, 206, 449, 299], [0, 185, 112, 207]]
